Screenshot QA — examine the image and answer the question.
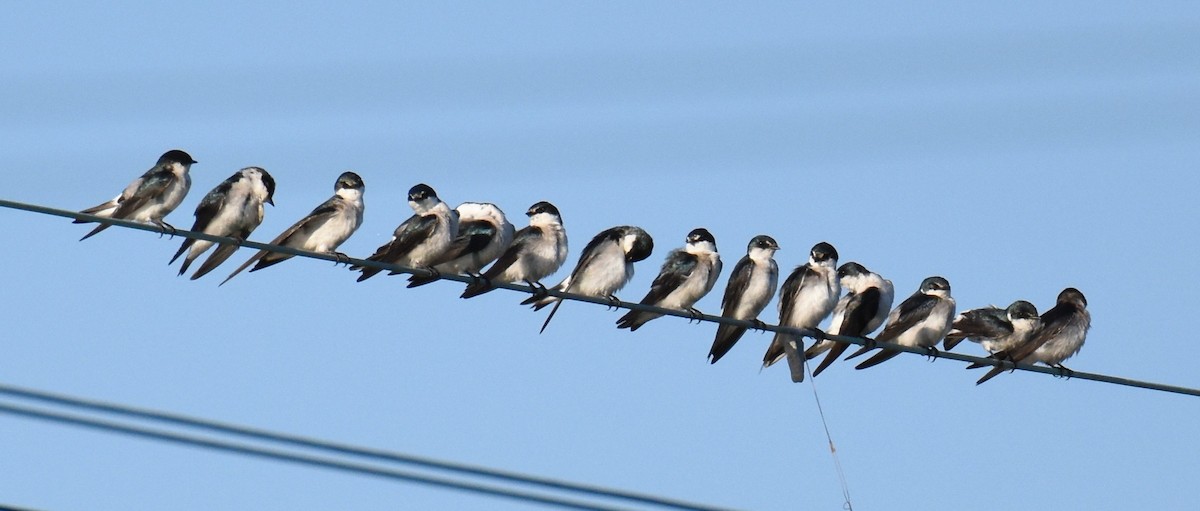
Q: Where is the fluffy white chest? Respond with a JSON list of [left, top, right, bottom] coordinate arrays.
[[519, 224, 568, 281], [401, 214, 454, 267], [131, 172, 190, 222], [659, 253, 720, 309], [570, 246, 631, 296], [783, 270, 839, 328], [893, 298, 956, 348], [732, 262, 777, 320], [1033, 313, 1090, 365], [303, 200, 362, 253]]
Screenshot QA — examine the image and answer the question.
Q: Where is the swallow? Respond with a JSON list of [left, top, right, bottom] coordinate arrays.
[[763, 242, 840, 383], [848, 276, 956, 370], [616, 228, 722, 331], [406, 202, 515, 287], [460, 201, 568, 298], [76, 149, 197, 240], [972, 288, 1090, 384], [708, 235, 779, 364], [220, 171, 364, 285], [943, 300, 1040, 353], [522, 225, 654, 333], [169, 166, 276, 280], [353, 183, 458, 282], [804, 262, 895, 377]]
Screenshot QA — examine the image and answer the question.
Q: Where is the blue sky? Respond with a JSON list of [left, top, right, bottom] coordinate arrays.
[[2, 2, 1199, 509]]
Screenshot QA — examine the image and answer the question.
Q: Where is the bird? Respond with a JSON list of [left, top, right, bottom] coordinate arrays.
[[406, 202, 515, 287], [804, 262, 894, 377], [848, 276, 956, 370], [522, 225, 654, 333], [616, 228, 722, 331], [76, 149, 197, 240], [169, 166, 276, 280], [763, 241, 840, 383], [707, 235, 779, 364], [220, 171, 364, 285], [972, 288, 1090, 384], [460, 201, 568, 298], [943, 300, 1040, 353], [353, 183, 458, 282]]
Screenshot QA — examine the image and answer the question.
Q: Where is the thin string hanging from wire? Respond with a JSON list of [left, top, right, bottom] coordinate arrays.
[[2, 197, 1199, 397], [803, 360, 854, 511]]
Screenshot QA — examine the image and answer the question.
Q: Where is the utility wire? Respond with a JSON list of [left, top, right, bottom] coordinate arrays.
[[0, 383, 733, 511], [3, 197, 1198, 398], [0, 400, 632, 511]]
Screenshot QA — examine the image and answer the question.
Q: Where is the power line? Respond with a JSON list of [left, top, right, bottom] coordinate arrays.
[[0, 400, 631, 511], [2, 197, 1198, 398], [0, 383, 733, 511]]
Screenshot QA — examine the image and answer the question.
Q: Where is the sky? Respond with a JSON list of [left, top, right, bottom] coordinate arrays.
[[2, 1, 1199, 509]]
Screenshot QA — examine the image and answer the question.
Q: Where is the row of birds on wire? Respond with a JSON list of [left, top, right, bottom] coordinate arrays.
[[72, 150, 1092, 384]]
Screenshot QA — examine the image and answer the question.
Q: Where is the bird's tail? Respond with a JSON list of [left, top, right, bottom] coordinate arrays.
[[707, 324, 746, 364], [219, 249, 268, 286], [942, 333, 965, 351], [854, 348, 900, 370], [810, 342, 850, 378], [761, 334, 788, 369], [191, 243, 240, 281], [460, 278, 495, 298], [538, 300, 564, 334], [975, 366, 1006, 385], [79, 224, 109, 241], [782, 337, 806, 382], [169, 238, 194, 265], [407, 274, 439, 288], [844, 343, 875, 361]]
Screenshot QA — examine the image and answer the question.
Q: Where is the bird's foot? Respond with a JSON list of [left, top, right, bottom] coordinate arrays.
[[604, 294, 621, 310], [686, 307, 703, 323], [155, 221, 177, 239], [750, 319, 768, 332], [1053, 364, 1075, 380], [525, 280, 548, 300], [331, 252, 351, 266], [924, 346, 940, 362]]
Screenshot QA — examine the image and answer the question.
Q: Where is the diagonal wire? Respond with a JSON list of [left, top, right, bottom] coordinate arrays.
[[0, 383, 735, 511], [0, 400, 630, 511], [2, 197, 1199, 397]]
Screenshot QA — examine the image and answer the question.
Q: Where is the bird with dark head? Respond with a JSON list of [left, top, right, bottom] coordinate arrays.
[[617, 227, 722, 332]]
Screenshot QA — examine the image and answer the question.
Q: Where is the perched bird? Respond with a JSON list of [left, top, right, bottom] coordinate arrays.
[[169, 167, 276, 280], [353, 183, 458, 282], [708, 235, 780, 364], [522, 226, 654, 333], [943, 300, 1040, 352], [76, 149, 197, 240], [616, 228, 722, 331], [763, 242, 840, 383], [804, 262, 895, 377], [848, 276, 956, 370], [460, 201, 568, 298], [221, 171, 364, 285], [406, 202, 515, 287], [972, 288, 1090, 384]]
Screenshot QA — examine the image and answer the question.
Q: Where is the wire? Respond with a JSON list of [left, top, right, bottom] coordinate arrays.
[[0, 383, 733, 511], [0, 400, 632, 511], [3, 196, 1198, 398]]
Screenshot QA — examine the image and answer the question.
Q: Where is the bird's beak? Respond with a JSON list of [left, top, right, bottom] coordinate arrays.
[[266, 198, 275, 206]]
